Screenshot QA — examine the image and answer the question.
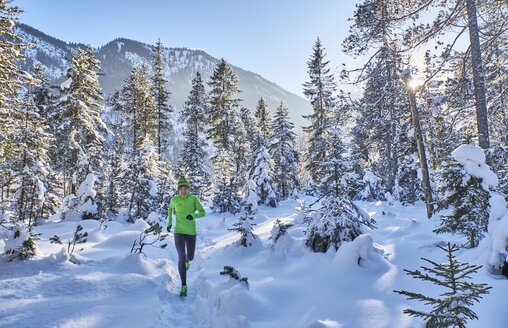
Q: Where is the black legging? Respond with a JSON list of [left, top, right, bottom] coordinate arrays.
[[174, 233, 196, 285]]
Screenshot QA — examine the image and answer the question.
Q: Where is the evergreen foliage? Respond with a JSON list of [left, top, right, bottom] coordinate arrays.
[[178, 72, 211, 200], [54, 46, 107, 197], [50, 224, 88, 264], [270, 219, 293, 243], [394, 243, 491, 328], [302, 38, 336, 184], [434, 161, 491, 248], [220, 266, 249, 288], [212, 150, 241, 214], [247, 146, 277, 207], [254, 97, 272, 147], [130, 222, 168, 257], [306, 195, 374, 253], [151, 39, 172, 159], [207, 58, 241, 152], [270, 102, 299, 199]]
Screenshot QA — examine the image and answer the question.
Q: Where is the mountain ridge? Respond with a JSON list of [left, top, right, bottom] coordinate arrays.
[[16, 23, 311, 127]]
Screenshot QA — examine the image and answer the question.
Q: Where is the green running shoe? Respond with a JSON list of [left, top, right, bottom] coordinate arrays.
[[185, 261, 190, 271], [180, 285, 188, 297]]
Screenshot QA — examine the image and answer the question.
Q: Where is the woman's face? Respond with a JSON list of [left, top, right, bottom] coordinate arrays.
[[179, 186, 189, 196]]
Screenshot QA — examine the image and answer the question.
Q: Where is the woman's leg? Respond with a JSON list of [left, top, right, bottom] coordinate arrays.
[[185, 234, 197, 262], [174, 233, 187, 285]]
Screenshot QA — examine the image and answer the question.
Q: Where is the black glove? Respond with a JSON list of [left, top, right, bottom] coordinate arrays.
[[166, 226, 171, 232], [186, 214, 194, 221]]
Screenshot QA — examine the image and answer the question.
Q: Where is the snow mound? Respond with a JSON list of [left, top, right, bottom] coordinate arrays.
[[333, 234, 387, 271]]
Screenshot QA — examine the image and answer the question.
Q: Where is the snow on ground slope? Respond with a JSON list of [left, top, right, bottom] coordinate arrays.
[[1, 198, 507, 327]]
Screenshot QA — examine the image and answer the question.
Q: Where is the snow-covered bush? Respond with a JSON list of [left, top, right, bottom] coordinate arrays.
[[270, 219, 293, 244], [220, 266, 249, 289], [50, 224, 88, 264], [434, 145, 500, 247], [229, 210, 257, 247], [3, 222, 40, 261], [306, 196, 374, 253]]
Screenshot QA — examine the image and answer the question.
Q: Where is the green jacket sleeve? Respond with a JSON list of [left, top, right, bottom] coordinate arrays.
[[167, 197, 174, 227], [193, 196, 206, 219]]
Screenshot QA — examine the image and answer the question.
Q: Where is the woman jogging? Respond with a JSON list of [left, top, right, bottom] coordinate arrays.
[[167, 176, 206, 297]]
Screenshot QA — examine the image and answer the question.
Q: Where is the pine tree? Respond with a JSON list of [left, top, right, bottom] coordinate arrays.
[[151, 39, 172, 160], [434, 145, 498, 248], [207, 58, 241, 152], [231, 112, 250, 191], [239, 106, 260, 165], [247, 146, 277, 207], [54, 46, 107, 198], [12, 68, 59, 228], [124, 65, 160, 222], [178, 72, 211, 200], [0, 0, 33, 216], [237, 179, 259, 248], [305, 195, 374, 253], [434, 161, 491, 248], [302, 37, 336, 184], [207, 59, 242, 212], [270, 102, 299, 199], [255, 97, 271, 147], [212, 150, 240, 214], [394, 243, 491, 327]]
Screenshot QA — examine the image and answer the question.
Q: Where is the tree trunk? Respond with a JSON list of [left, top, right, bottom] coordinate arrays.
[[466, 0, 490, 149], [405, 72, 434, 218]]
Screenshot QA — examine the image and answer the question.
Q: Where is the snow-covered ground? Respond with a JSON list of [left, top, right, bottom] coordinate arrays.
[[1, 198, 506, 328]]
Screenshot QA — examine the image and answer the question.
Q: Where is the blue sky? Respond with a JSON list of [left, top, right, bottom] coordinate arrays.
[[15, 0, 358, 97]]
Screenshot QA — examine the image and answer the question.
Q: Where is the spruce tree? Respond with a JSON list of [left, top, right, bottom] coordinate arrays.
[[239, 106, 260, 165], [434, 162, 491, 248], [212, 150, 240, 214], [54, 46, 107, 198], [207, 59, 242, 212], [394, 243, 491, 328], [247, 146, 277, 208], [0, 0, 32, 215], [270, 102, 299, 199], [255, 97, 271, 147], [207, 58, 241, 152], [151, 39, 172, 159], [124, 65, 161, 222], [12, 71, 59, 228], [178, 72, 211, 200], [302, 37, 336, 185]]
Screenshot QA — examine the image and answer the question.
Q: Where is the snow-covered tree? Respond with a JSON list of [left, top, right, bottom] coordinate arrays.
[[0, 0, 33, 215], [12, 70, 59, 228], [212, 150, 240, 214], [270, 102, 299, 199], [395, 243, 491, 327], [302, 37, 336, 184], [151, 39, 172, 159], [247, 146, 277, 208], [239, 106, 260, 164], [207, 58, 241, 153], [306, 195, 374, 253], [434, 145, 499, 247], [54, 46, 107, 197], [207, 59, 242, 212], [255, 97, 271, 147], [178, 72, 211, 200]]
